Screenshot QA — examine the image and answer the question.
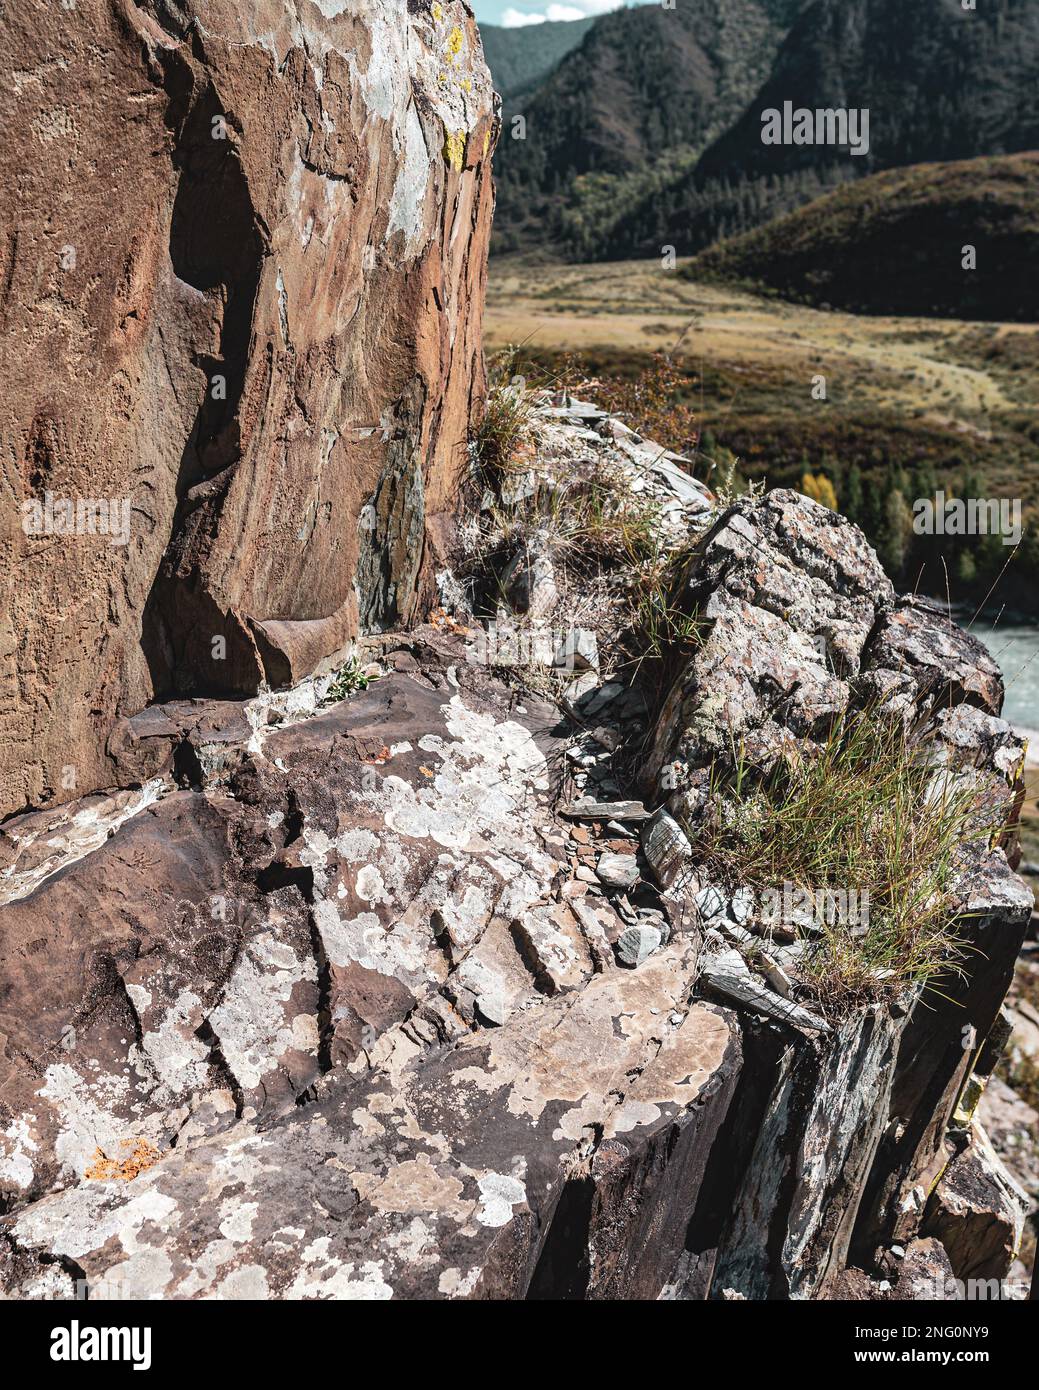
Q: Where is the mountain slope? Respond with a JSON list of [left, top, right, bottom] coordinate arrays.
[[688, 152, 1039, 320], [491, 0, 788, 258], [615, 0, 1039, 256], [479, 16, 596, 102], [491, 0, 1039, 261], [701, 0, 1039, 180]]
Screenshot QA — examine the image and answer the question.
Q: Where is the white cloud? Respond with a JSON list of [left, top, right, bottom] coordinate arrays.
[[501, 1, 623, 27], [501, 8, 547, 24]]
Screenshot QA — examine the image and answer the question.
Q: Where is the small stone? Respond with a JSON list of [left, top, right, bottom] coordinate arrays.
[[696, 884, 727, 921], [560, 799, 650, 822], [605, 821, 636, 839], [616, 925, 662, 968], [718, 920, 755, 949], [575, 865, 598, 883], [501, 543, 558, 619], [758, 952, 794, 998], [730, 886, 754, 925], [641, 808, 693, 890], [613, 893, 639, 923], [475, 991, 506, 1027], [588, 725, 620, 752], [564, 671, 599, 702], [596, 852, 640, 889], [580, 681, 624, 717]]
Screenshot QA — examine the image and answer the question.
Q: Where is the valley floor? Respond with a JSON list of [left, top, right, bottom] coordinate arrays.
[[486, 255, 1039, 513]]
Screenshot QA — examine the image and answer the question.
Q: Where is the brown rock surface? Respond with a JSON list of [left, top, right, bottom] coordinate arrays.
[[0, 0, 496, 819], [0, 633, 742, 1298]]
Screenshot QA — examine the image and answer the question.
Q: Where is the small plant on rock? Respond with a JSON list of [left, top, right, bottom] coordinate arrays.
[[691, 706, 1010, 1014], [322, 657, 376, 705]]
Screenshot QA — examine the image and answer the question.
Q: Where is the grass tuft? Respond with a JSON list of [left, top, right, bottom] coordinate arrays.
[[461, 349, 713, 689], [689, 706, 1008, 1013]]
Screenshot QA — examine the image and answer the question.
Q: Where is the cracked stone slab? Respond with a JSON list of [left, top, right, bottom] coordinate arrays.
[[0, 944, 738, 1300]]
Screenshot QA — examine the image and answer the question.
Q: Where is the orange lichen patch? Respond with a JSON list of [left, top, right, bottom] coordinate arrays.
[[363, 744, 392, 766], [85, 1138, 161, 1181], [429, 606, 470, 635], [419, 766, 435, 778]]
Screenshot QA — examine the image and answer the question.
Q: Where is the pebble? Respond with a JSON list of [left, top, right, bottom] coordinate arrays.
[[696, 884, 727, 921], [730, 886, 754, 924], [616, 925, 662, 968], [596, 852, 640, 889]]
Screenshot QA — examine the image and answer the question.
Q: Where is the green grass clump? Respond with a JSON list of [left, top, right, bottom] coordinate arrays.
[[691, 707, 1007, 1013], [472, 349, 538, 488], [322, 657, 375, 705]]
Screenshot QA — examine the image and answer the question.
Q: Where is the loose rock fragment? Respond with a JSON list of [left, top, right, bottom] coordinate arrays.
[[560, 799, 650, 822], [596, 853, 640, 889], [701, 949, 831, 1034], [696, 885, 727, 922], [641, 808, 694, 890], [616, 926, 663, 969]]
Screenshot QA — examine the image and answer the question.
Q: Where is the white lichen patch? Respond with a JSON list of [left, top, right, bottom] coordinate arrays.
[[438, 1264, 481, 1297], [37, 1062, 135, 1178], [314, 900, 429, 980], [375, 696, 549, 850], [208, 932, 319, 1092], [134, 990, 212, 1103], [0, 1116, 38, 1190], [475, 1172, 526, 1228], [10, 1176, 179, 1262]]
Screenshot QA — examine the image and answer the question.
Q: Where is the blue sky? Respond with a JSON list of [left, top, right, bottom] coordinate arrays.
[[474, 1, 649, 28]]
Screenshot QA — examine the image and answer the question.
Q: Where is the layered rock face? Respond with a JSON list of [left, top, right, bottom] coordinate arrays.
[[0, 11, 1033, 1296], [0, 447, 1032, 1298], [0, 0, 496, 820]]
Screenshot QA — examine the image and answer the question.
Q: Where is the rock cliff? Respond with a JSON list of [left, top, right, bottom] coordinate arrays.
[[0, 5, 1034, 1303], [0, 0, 496, 820], [0, 397, 1032, 1297]]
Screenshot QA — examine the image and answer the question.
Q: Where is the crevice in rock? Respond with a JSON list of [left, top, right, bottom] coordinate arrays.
[[527, 1156, 598, 1300], [141, 52, 271, 700], [507, 919, 556, 996], [172, 736, 205, 790], [194, 1017, 245, 1118]]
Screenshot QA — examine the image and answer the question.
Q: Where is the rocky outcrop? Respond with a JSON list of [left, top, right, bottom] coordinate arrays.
[[1, 458, 1033, 1298], [0, 0, 496, 820], [0, 629, 741, 1298]]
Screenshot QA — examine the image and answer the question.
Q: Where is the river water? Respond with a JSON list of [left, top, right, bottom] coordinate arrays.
[[972, 619, 1039, 748]]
